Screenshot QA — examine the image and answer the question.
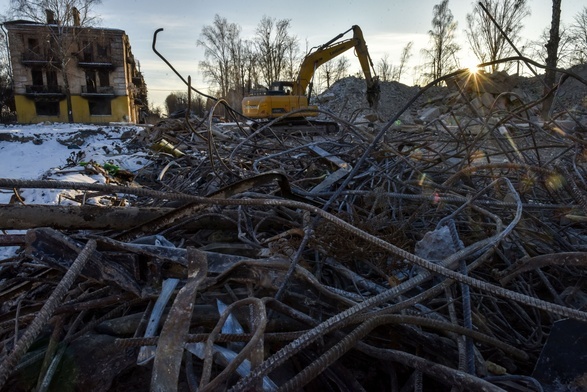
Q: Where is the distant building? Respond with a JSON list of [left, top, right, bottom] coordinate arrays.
[[2, 16, 147, 124]]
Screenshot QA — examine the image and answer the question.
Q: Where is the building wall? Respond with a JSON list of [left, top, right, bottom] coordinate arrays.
[[15, 95, 131, 123], [4, 22, 146, 124]]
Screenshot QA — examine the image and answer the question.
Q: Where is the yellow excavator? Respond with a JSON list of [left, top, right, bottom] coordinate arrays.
[[242, 25, 380, 130]]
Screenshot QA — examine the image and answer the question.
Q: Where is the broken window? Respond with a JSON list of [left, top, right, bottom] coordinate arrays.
[[31, 68, 43, 87], [84, 70, 112, 94], [82, 41, 93, 62], [98, 70, 110, 87], [85, 70, 97, 93], [96, 42, 109, 59], [46, 70, 58, 87], [27, 38, 40, 53], [35, 101, 59, 116], [88, 99, 111, 116], [47, 36, 58, 61], [24, 38, 43, 62]]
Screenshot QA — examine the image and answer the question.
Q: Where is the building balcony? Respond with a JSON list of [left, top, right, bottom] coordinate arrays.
[[24, 85, 65, 97], [81, 85, 115, 97], [77, 55, 115, 68], [21, 52, 61, 66]]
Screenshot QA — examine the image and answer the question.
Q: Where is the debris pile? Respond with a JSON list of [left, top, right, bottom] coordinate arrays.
[[315, 76, 435, 124], [1, 67, 587, 392]]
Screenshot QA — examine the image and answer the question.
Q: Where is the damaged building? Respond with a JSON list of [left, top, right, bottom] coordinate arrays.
[[2, 11, 147, 124]]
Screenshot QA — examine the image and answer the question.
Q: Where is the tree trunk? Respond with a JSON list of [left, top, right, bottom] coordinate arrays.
[[541, 0, 562, 119], [62, 66, 74, 123]]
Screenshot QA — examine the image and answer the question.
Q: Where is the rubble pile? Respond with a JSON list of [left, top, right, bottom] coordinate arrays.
[[315, 76, 436, 124], [1, 68, 587, 392], [550, 63, 587, 113]]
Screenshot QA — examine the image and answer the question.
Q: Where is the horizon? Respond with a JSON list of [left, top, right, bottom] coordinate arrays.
[[1, 0, 585, 114]]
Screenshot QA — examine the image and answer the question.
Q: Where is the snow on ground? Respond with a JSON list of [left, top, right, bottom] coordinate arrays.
[[0, 122, 153, 259]]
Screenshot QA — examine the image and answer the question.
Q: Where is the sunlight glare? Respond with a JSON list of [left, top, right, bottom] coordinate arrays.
[[465, 60, 480, 75]]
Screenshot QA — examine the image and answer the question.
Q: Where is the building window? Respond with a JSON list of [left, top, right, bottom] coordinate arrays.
[[82, 41, 93, 62], [88, 99, 111, 115], [28, 38, 40, 53], [85, 70, 96, 92], [46, 70, 58, 87], [96, 42, 109, 58], [31, 68, 43, 86], [85, 70, 110, 91], [98, 70, 110, 86], [35, 101, 60, 116]]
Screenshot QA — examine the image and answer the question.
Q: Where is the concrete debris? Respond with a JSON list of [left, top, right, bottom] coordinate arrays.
[[1, 64, 587, 391], [414, 225, 459, 263], [315, 76, 433, 124]]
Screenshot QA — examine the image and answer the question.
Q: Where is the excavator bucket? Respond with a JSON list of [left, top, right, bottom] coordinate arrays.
[[367, 79, 381, 110]]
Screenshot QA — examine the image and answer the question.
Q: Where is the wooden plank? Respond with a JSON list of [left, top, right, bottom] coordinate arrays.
[[0, 204, 174, 230]]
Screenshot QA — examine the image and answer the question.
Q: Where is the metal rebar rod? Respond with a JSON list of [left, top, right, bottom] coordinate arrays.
[[0, 239, 96, 389]]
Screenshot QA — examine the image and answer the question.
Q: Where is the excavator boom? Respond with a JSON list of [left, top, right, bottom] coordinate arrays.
[[294, 25, 379, 106]]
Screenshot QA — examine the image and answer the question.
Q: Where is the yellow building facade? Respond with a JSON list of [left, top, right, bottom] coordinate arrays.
[[3, 20, 147, 124]]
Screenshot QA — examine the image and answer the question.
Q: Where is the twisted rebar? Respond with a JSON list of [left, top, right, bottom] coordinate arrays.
[[0, 239, 96, 389]]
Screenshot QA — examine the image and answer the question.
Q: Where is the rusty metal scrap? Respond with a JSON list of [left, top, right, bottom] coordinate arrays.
[[1, 65, 587, 391]]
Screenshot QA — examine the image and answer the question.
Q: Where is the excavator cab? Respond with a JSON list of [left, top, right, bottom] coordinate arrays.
[[243, 81, 317, 119], [269, 82, 293, 95], [268, 81, 294, 96]]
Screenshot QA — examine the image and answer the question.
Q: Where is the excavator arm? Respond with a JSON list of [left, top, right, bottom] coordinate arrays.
[[294, 25, 380, 108]]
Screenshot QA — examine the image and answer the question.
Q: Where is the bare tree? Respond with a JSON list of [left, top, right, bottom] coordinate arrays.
[[320, 56, 350, 91], [465, 0, 530, 73], [531, 25, 576, 69], [228, 36, 247, 106], [283, 34, 301, 82], [254, 16, 299, 88], [164, 92, 181, 116], [421, 0, 460, 83], [377, 53, 392, 82], [8, 0, 103, 122], [393, 41, 413, 83], [243, 40, 263, 93], [165, 91, 204, 117], [378, 42, 413, 83], [8, 0, 101, 26], [570, 7, 587, 64], [197, 14, 241, 100], [0, 29, 15, 122]]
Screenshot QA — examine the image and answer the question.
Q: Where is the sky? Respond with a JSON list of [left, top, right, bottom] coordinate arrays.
[[1, 0, 586, 112]]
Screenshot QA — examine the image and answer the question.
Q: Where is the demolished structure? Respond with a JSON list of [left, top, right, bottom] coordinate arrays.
[[0, 60, 587, 391]]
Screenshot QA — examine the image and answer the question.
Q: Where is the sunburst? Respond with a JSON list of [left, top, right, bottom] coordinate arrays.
[[464, 59, 481, 75]]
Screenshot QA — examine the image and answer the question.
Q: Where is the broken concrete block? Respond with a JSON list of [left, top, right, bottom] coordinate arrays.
[[470, 97, 489, 116], [470, 96, 484, 111], [480, 92, 495, 109], [415, 225, 458, 263], [419, 107, 441, 123]]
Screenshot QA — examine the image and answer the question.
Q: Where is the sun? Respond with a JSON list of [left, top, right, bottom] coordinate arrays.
[[464, 59, 481, 75], [460, 59, 483, 91]]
